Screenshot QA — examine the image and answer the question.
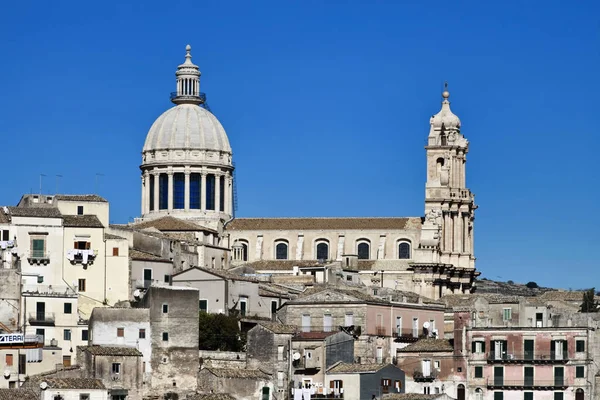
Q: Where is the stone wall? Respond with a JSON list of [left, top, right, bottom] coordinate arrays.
[[198, 350, 246, 369], [0, 269, 20, 330]]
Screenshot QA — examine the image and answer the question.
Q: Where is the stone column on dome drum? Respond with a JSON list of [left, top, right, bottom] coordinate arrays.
[[153, 171, 159, 212], [143, 171, 150, 215], [167, 171, 174, 211], [215, 174, 221, 213], [200, 172, 207, 211], [184, 168, 190, 211]]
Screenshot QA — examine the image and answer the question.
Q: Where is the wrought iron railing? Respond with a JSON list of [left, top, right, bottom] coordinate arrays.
[[22, 285, 77, 297], [486, 379, 569, 388], [487, 351, 569, 362]]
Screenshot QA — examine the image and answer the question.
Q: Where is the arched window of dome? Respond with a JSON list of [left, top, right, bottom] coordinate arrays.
[[149, 176, 155, 211], [173, 173, 185, 209], [357, 240, 370, 260], [190, 173, 201, 209], [315, 240, 329, 261], [398, 240, 411, 259], [219, 176, 225, 212], [159, 173, 168, 210], [275, 241, 288, 260], [206, 174, 216, 210], [474, 388, 483, 400]]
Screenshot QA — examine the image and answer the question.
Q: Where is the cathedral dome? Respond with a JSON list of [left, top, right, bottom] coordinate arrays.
[[143, 104, 231, 153], [431, 89, 461, 131]]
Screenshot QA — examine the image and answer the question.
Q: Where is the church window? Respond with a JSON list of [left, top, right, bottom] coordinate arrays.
[[236, 240, 249, 262], [149, 175, 155, 211], [398, 240, 411, 259], [206, 174, 216, 210], [357, 240, 370, 259], [173, 173, 185, 209], [316, 240, 329, 261], [190, 173, 201, 209], [275, 241, 288, 260], [219, 175, 225, 212], [159, 173, 168, 210]]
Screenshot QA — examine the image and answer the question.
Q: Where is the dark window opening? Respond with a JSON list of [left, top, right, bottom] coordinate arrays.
[[64, 303, 72, 314], [173, 173, 185, 209], [159, 173, 168, 210], [190, 173, 201, 209], [316, 242, 329, 260], [149, 176, 155, 211], [77, 206, 84, 215], [206, 174, 216, 210], [357, 242, 370, 259], [399, 242, 411, 259], [219, 174, 225, 212], [275, 242, 288, 260]]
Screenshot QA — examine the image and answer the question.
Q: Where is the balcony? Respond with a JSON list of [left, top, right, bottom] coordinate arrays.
[[376, 326, 387, 336], [393, 328, 421, 342], [413, 370, 437, 382], [28, 312, 55, 326], [22, 285, 78, 298], [487, 351, 568, 364], [449, 188, 473, 200], [66, 249, 97, 266], [486, 379, 569, 390], [27, 250, 50, 266]]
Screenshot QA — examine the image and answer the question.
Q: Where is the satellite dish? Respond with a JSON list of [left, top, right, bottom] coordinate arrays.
[[293, 352, 301, 361], [40, 381, 48, 390], [133, 289, 141, 298], [3, 370, 10, 379], [423, 321, 431, 329]]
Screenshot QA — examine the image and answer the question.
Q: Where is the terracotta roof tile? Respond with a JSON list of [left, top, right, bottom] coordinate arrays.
[[173, 267, 258, 283], [245, 260, 325, 271], [134, 216, 216, 232], [188, 394, 237, 400], [399, 338, 453, 352], [8, 206, 62, 218], [62, 215, 104, 228], [228, 217, 422, 231], [104, 233, 126, 240], [327, 362, 388, 373], [26, 377, 105, 390], [79, 345, 143, 356], [55, 194, 107, 202], [257, 322, 298, 334], [0, 209, 10, 224], [129, 249, 170, 262], [203, 367, 270, 379], [0, 389, 38, 400]]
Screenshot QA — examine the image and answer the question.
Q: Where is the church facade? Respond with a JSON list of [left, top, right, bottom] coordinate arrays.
[[137, 46, 479, 299]]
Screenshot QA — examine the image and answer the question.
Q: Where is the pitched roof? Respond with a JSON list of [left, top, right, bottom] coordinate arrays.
[[8, 206, 62, 218], [133, 216, 216, 232], [538, 290, 588, 302], [257, 322, 298, 334], [104, 233, 126, 240], [34, 377, 106, 389], [129, 248, 171, 262], [0, 208, 10, 224], [245, 260, 325, 271], [79, 345, 143, 356], [203, 367, 270, 379], [0, 389, 38, 400], [228, 217, 422, 231], [327, 362, 388, 374], [173, 266, 259, 283], [399, 338, 454, 353], [62, 215, 104, 228], [54, 194, 107, 202], [294, 286, 388, 304], [187, 394, 237, 400]]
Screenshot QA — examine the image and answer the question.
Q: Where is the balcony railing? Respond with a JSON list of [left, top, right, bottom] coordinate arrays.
[[28, 312, 55, 325], [66, 249, 97, 265], [376, 326, 386, 336], [22, 285, 78, 297], [450, 188, 472, 200], [487, 351, 568, 363], [486, 379, 569, 389], [27, 251, 50, 265], [413, 371, 438, 382], [393, 328, 421, 341]]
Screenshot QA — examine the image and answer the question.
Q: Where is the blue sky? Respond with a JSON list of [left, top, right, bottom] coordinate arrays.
[[1, 1, 598, 289]]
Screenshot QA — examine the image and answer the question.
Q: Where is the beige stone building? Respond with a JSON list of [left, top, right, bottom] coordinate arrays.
[[133, 46, 479, 299]]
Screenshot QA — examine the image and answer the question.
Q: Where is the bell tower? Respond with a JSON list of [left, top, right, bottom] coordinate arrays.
[[421, 86, 476, 270]]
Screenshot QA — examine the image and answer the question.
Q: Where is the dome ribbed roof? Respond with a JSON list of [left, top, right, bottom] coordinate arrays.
[[143, 104, 231, 153]]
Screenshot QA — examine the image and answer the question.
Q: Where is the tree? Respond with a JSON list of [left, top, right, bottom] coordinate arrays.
[[198, 312, 244, 351], [526, 281, 539, 289], [580, 288, 599, 313]]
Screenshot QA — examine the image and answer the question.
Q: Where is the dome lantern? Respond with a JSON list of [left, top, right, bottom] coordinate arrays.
[[171, 45, 204, 106]]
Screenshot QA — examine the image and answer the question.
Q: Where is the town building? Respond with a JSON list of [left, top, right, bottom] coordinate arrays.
[[324, 363, 406, 400]]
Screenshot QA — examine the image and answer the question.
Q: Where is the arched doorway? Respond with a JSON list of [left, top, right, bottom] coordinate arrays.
[[457, 384, 465, 400], [576, 389, 584, 400]]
